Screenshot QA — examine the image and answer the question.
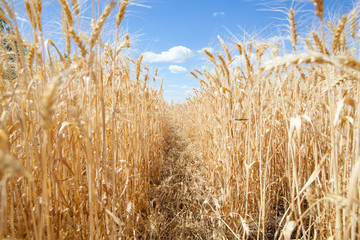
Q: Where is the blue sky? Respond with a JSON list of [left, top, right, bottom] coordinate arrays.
[[122, 0, 354, 103], [13, 0, 356, 103]]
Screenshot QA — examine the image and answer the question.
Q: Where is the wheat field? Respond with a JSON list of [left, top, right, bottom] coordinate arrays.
[[0, 0, 359, 239]]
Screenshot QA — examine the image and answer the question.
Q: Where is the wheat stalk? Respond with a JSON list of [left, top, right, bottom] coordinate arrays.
[[218, 35, 232, 61], [350, 9, 357, 39], [116, 0, 129, 29], [312, 31, 329, 54], [289, 9, 297, 53], [332, 15, 348, 54], [69, 27, 87, 57], [71, 0, 79, 16], [89, 1, 116, 48], [312, 0, 324, 20], [58, 0, 74, 26]]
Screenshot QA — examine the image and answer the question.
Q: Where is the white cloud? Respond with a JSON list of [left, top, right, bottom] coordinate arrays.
[[197, 47, 215, 54], [185, 89, 194, 94], [143, 46, 194, 63], [213, 12, 225, 17], [169, 65, 188, 74], [268, 35, 291, 43]]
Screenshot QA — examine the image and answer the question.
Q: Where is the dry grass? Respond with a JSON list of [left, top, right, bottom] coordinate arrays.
[[182, 2, 360, 239], [0, 0, 359, 239], [0, 0, 167, 239]]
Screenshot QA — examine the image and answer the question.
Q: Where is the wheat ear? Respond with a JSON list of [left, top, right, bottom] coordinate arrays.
[[89, 1, 116, 48]]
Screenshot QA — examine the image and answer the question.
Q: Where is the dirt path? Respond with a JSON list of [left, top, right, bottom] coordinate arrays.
[[146, 117, 216, 239]]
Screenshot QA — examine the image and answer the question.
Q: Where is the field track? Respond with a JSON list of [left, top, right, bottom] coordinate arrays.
[[146, 115, 214, 239]]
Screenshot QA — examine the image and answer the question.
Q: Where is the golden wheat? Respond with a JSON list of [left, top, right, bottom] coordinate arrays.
[[0, 0, 359, 239]]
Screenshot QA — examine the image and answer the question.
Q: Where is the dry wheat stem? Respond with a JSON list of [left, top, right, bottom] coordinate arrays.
[[89, 1, 116, 48], [0, 0, 359, 239]]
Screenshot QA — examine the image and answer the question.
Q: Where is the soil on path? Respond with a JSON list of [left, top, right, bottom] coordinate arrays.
[[145, 117, 216, 239]]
